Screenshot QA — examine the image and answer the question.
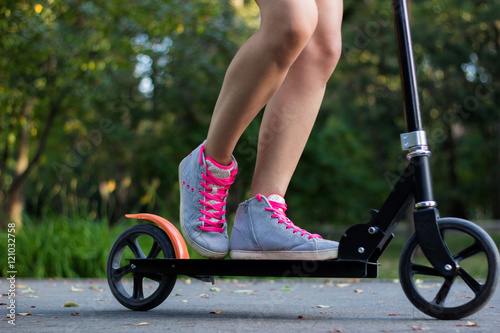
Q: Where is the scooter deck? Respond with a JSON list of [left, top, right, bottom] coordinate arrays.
[[128, 258, 379, 279]]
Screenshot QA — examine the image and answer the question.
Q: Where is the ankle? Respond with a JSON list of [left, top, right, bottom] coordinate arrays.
[[203, 144, 233, 166], [205, 156, 235, 170]]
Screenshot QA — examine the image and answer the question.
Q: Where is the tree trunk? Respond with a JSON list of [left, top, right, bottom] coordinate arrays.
[[2, 98, 58, 229], [446, 124, 467, 218], [2, 97, 36, 228]]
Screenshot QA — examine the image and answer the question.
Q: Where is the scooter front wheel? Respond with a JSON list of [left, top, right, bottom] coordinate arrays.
[[399, 218, 499, 320], [107, 224, 177, 311]]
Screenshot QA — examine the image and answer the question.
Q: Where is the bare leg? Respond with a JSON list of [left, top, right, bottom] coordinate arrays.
[[250, 0, 344, 197], [204, 0, 319, 165]]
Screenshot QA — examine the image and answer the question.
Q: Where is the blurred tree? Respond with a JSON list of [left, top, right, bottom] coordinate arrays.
[[290, 0, 499, 229], [0, 0, 253, 227], [1, 0, 498, 232], [412, 0, 500, 220]]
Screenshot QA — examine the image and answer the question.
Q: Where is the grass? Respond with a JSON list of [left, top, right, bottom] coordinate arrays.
[[1, 214, 498, 280], [1, 214, 135, 278]]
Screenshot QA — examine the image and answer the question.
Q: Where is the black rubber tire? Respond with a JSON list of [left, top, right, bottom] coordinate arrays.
[[107, 224, 177, 311], [399, 218, 499, 320]]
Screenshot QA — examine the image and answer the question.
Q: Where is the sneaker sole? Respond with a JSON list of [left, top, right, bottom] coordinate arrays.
[[229, 249, 338, 260], [178, 157, 228, 260]]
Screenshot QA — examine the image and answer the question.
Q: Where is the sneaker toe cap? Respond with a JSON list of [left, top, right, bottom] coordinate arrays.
[[291, 238, 338, 252], [191, 232, 229, 254]]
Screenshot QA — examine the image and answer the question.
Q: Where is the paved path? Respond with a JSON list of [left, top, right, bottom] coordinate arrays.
[[1, 278, 499, 332]]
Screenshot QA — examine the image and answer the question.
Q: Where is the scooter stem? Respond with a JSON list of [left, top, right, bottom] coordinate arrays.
[[392, 0, 456, 276]]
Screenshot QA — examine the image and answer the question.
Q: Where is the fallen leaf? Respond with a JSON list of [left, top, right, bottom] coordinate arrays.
[[317, 305, 330, 308], [382, 330, 391, 332], [25, 288, 36, 294], [336, 283, 350, 288], [18, 312, 32, 316], [466, 321, 478, 327], [17, 285, 27, 289], [210, 310, 223, 314], [89, 285, 104, 292], [354, 289, 364, 293], [181, 300, 188, 303], [210, 287, 221, 292], [137, 322, 150, 326], [332, 330, 343, 333], [412, 326, 429, 331], [232, 290, 255, 294], [71, 313, 80, 316], [281, 286, 293, 291], [388, 313, 399, 316], [63, 302, 80, 307], [71, 286, 83, 292], [298, 315, 304, 319], [27, 295, 39, 298]]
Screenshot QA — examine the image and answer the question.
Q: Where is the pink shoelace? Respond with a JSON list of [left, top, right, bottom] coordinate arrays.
[[257, 194, 322, 240], [198, 165, 237, 232]]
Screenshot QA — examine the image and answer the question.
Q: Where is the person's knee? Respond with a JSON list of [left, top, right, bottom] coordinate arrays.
[[261, 2, 318, 68], [320, 37, 342, 74], [305, 34, 342, 81]]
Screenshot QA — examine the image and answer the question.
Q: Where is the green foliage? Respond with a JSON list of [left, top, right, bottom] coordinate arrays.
[[291, 0, 500, 226], [1, 0, 254, 224], [0, 214, 126, 277], [410, 0, 500, 219], [1, 0, 499, 236]]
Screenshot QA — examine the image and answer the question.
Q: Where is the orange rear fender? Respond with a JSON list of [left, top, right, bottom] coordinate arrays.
[[125, 213, 189, 259]]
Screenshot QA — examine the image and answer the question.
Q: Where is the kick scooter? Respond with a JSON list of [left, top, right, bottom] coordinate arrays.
[[106, 0, 499, 320]]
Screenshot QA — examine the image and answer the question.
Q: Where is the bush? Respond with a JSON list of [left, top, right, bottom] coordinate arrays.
[[0, 214, 134, 278]]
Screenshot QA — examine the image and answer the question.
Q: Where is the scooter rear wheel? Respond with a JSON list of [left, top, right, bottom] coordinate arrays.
[[107, 224, 177, 311], [399, 218, 499, 320]]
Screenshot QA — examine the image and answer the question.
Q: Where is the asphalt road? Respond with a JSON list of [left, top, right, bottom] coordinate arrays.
[[1, 278, 499, 332]]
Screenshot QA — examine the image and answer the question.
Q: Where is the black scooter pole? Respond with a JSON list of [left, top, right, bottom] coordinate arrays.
[[392, 0, 423, 132]]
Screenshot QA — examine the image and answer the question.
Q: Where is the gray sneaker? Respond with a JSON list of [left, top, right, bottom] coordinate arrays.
[[179, 142, 237, 259], [230, 194, 338, 260]]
